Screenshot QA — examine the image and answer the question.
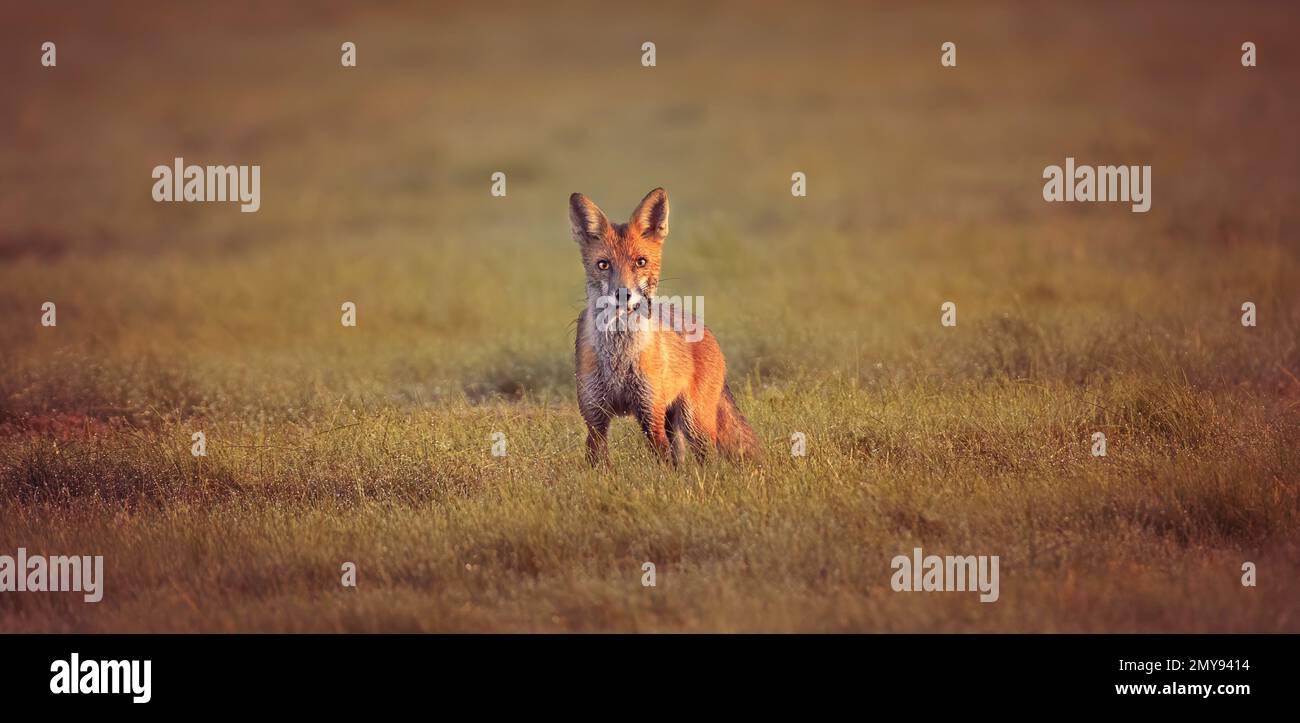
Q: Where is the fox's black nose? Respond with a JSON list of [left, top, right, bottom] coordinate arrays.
[[616, 288, 641, 310]]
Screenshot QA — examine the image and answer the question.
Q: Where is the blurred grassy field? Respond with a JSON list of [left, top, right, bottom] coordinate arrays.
[[1, 1, 1298, 631]]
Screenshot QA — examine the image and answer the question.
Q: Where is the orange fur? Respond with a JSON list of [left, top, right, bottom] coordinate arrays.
[[570, 188, 761, 465]]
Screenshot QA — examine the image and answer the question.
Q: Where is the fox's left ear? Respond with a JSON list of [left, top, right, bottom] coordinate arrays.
[[629, 187, 669, 243]]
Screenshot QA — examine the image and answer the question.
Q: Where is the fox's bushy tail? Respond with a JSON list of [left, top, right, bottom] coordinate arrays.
[[716, 383, 762, 461]]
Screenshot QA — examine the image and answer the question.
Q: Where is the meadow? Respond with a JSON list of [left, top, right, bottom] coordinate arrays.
[[1, 1, 1298, 632]]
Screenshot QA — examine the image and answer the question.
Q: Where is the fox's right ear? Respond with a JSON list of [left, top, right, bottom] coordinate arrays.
[[569, 193, 611, 245]]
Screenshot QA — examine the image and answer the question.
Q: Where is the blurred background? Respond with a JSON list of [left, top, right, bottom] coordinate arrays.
[[2, 0, 1297, 418]]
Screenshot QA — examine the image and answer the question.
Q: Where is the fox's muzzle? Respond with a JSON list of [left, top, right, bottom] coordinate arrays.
[[613, 287, 645, 313]]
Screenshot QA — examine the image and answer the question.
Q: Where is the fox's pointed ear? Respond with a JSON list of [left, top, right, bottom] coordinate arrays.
[[629, 187, 669, 243], [569, 193, 611, 245]]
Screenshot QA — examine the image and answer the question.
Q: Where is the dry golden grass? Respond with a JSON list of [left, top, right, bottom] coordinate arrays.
[[1, 1, 1298, 631]]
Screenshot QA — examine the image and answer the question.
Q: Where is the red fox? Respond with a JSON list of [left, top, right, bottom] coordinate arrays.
[[570, 188, 761, 465]]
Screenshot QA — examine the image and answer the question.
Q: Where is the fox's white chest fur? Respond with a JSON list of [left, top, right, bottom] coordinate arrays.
[[584, 299, 651, 414]]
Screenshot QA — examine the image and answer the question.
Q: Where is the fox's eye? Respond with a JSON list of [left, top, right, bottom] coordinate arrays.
[[636, 257, 648, 267], [596, 260, 610, 270]]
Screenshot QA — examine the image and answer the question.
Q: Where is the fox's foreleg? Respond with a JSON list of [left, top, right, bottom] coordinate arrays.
[[577, 379, 612, 466], [583, 410, 611, 467], [635, 399, 675, 464]]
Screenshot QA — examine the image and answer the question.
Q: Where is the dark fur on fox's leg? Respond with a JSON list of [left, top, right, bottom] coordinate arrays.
[[583, 410, 611, 466], [665, 400, 693, 465], [636, 401, 675, 464]]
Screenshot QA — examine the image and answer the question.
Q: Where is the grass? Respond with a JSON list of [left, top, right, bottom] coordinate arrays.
[[1, 1, 1298, 632]]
